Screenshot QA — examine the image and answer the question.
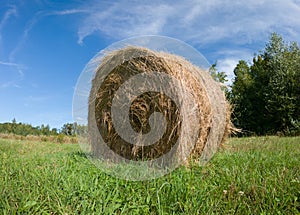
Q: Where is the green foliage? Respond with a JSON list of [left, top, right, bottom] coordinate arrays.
[[61, 123, 76, 136], [230, 60, 255, 131], [230, 33, 300, 135], [0, 119, 77, 137], [209, 62, 228, 84], [0, 137, 299, 214], [209, 62, 230, 99], [0, 119, 47, 136]]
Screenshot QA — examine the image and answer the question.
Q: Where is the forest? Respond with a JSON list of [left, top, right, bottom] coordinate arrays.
[[228, 33, 300, 136]]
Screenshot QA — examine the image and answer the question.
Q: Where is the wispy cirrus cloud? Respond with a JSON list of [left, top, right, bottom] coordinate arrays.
[[0, 5, 17, 28], [3, 0, 300, 88], [0, 5, 26, 89], [0, 61, 21, 67], [9, 8, 86, 61], [76, 0, 300, 47], [77, 1, 175, 44], [0, 60, 25, 88], [69, 0, 298, 81], [0, 5, 17, 46], [0, 60, 25, 74], [209, 48, 253, 84], [1, 3, 86, 89], [51, 9, 88, 16]]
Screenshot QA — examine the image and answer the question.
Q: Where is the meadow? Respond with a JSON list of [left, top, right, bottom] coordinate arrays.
[[0, 136, 299, 214]]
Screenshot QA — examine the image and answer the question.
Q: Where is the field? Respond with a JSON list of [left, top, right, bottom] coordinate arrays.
[[0, 136, 299, 214]]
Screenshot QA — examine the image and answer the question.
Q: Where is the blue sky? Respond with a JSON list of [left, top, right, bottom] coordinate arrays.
[[1, 0, 300, 129]]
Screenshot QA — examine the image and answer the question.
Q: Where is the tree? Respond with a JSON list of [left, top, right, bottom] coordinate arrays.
[[40, 124, 51, 135], [51, 128, 58, 136], [209, 62, 229, 97], [263, 34, 300, 134], [230, 60, 255, 132], [0, 120, 59, 136], [61, 123, 75, 136], [11, 118, 17, 134], [230, 33, 300, 135], [209, 62, 228, 84]]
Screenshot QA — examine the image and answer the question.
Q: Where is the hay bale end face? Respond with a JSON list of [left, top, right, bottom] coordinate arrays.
[[88, 46, 231, 165]]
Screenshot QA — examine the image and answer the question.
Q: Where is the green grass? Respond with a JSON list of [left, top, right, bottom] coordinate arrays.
[[0, 136, 299, 214]]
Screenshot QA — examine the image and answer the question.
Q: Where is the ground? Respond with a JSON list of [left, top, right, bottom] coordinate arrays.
[[0, 136, 299, 214]]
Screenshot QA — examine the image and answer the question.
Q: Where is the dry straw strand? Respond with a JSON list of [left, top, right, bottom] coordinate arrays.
[[88, 46, 232, 166]]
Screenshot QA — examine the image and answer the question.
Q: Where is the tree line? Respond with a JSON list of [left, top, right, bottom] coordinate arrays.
[[223, 33, 300, 136], [0, 118, 77, 136]]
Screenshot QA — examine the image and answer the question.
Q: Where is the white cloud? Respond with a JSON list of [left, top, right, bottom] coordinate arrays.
[[76, 0, 300, 47], [50, 9, 88, 16], [77, 1, 175, 44], [71, 0, 300, 83], [0, 6, 17, 45], [213, 49, 253, 84], [0, 82, 22, 89], [0, 61, 25, 88], [0, 61, 25, 76], [0, 61, 20, 67], [217, 59, 239, 84], [0, 5, 87, 89], [3, 0, 300, 88], [8, 8, 86, 61], [8, 11, 43, 62], [0, 6, 17, 28]]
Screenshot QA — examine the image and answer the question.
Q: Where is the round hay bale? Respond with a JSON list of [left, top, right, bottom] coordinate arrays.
[[88, 46, 231, 166]]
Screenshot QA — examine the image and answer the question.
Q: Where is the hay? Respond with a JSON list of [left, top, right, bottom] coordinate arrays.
[[88, 46, 231, 165]]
